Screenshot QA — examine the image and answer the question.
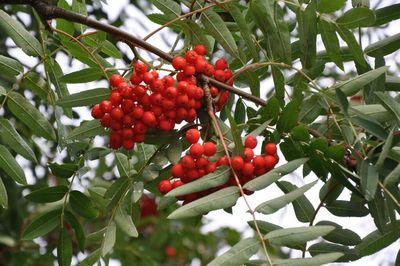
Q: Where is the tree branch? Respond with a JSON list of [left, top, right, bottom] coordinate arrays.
[[3, 0, 267, 106]]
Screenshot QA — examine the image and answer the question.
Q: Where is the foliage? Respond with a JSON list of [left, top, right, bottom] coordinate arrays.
[[0, 0, 399, 265]]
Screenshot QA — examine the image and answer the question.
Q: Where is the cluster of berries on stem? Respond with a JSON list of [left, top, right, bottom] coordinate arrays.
[[158, 129, 279, 205]]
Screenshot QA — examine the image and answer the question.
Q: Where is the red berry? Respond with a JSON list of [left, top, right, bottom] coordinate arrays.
[[194, 44, 206, 56], [214, 69, 226, 82], [177, 94, 189, 107], [244, 135, 257, 149], [196, 157, 209, 168], [172, 56, 186, 70], [253, 155, 265, 169], [172, 179, 184, 189], [183, 65, 196, 76], [158, 180, 172, 194], [194, 57, 206, 73], [91, 104, 104, 119], [163, 76, 174, 87], [134, 61, 147, 74], [109, 74, 124, 87], [151, 79, 164, 92], [121, 99, 134, 113], [265, 155, 276, 170], [122, 128, 134, 139], [150, 93, 163, 106], [122, 139, 135, 150], [110, 120, 122, 130], [189, 143, 204, 158], [109, 130, 122, 149], [185, 50, 198, 64], [165, 86, 178, 99], [133, 134, 145, 142], [244, 148, 254, 162], [110, 92, 122, 106], [254, 167, 267, 176], [100, 113, 112, 127], [265, 143, 277, 155], [194, 87, 204, 100], [131, 106, 144, 120], [204, 64, 215, 76], [133, 85, 147, 97], [181, 155, 195, 169], [206, 162, 217, 173], [215, 58, 228, 70], [110, 107, 124, 121], [100, 100, 112, 113], [185, 128, 200, 144], [161, 98, 175, 110], [129, 73, 142, 85], [122, 115, 134, 127], [175, 107, 187, 121], [171, 164, 184, 178], [120, 85, 133, 99], [186, 108, 197, 122], [216, 156, 229, 166], [143, 72, 154, 84], [159, 118, 173, 131], [231, 156, 244, 171], [203, 142, 217, 157], [142, 111, 157, 128], [242, 162, 255, 176], [210, 86, 219, 98], [151, 105, 163, 117]]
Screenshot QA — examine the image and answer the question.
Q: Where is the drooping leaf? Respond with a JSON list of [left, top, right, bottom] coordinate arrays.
[[336, 7, 376, 28], [0, 177, 8, 209], [151, 0, 181, 17], [273, 253, 344, 266], [79, 248, 101, 266], [244, 158, 309, 191], [0, 118, 37, 162], [309, 243, 360, 262], [25, 186, 68, 203], [102, 223, 116, 256], [255, 180, 317, 215], [22, 209, 61, 240], [384, 163, 400, 187], [373, 3, 400, 26], [69, 190, 99, 219], [0, 145, 26, 185], [166, 166, 230, 197], [48, 163, 78, 179], [0, 9, 43, 56], [166, 140, 182, 165], [335, 25, 366, 67], [58, 229, 72, 266], [359, 160, 378, 201], [319, 20, 344, 70], [115, 153, 135, 178], [168, 187, 240, 219], [208, 237, 260, 266], [318, 0, 345, 13], [64, 211, 85, 251], [226, 108, 244, 155], [115, 206, 138, 237], [316, 221, 362, 245], [67, 120, 107, 141], [56, 88, 110, 107], [297, 1, 317, 69], [60, 68, 104, 84], [7, 92, 56, 141], [277, 100, 300, 133], [326, 200, 369, 217], [0, 55, 23, 76], [374, 91, 400, 122], [365, 33, 400, 57]]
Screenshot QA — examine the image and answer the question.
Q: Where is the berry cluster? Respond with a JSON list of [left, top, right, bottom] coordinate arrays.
[[158, 129, 279, 205], [91, 45, 234, 150]]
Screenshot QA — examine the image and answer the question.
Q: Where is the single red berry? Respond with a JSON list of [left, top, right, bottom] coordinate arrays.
[[225, 69, 234, 85], [189, 143, 204, 158], [100, 100, 112, 113], [244, 148, 254, 162], [216, 156, 229, 166], [244, 135, 257, 149], [161, 98, 175, 111], [150, 70, 159, 79], [110, 119, 122, 130], [171, 164, 184, 178], [129, 73, 142, 85], [122, 115, 134, 127], [172, 179, 184, 189], [175, 107, 187, 121], [196, 157, 209, 168], [183, 65, 196, 76], [120, 85, 134, 99], [185, 108, 197, 123], [163, 86, 176, 99], [185, 50, 198, 64], [133, 134, 145, 142], [109, 74, 124, 87], [181, 155, 196, 169], [151, 79, 164, 93], [194, 87, 204, 100], [122, 139, 135, 150], [159, 118, 173, 131], [134, 61, 147, 74], [172, 56, 186, 70], [131, 106, 144, 120], [110, 92, 122, 106], [215, 58, 228, 70], [231, 156, 244, 171], [242, 162, 255, 176], [210, 86, 219, 98], [110, 107, 124, 121], [158, 180, 172, 194], [122, 128, 134, 139], [176, 94, 189, 107], [253, 155, 265, 169], [109, 130, 122, 149], [143, 72, 155, 84], [274, 154, 280, 165], [203, 142, 217, 157], [91, 104, 104, 119], [265, 155, 277, 170], [163, 75, 174, 87], [150, 93, 163, 106], [214, 69, 226, 82], [151, 105, 163, 117], [121, 99, 134, 113], [100, 113, 112, 127], [194, 44, 206, 56], [265, 143, 277, 155], [177, 81, 189, 93], [186, 76, 197, 85], [254, 167, 267, 176], [142, 111, 157, 127], [206, 162, 217, 173], [185, 128, 200, 144], [133, 85, 147, 97], [194, 57, 206, 73], [217, 91, 230, 108], [187, 169, 199, 181], [204, 64, 215, 76]]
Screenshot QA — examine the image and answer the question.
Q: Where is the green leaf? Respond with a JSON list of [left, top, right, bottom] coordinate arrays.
[[335, 25, 366, 67], [69, 190, 99, 219], [0, 145, 26, 185], [25, 186, 68, 203], [166, 166, 230, 197], [331, 67, 388, 96], [181, 20, 212, 53], [319, 20, 344, 70], [384, 163, 400, 187], [359, 160, 378, 201], [67, 120, 107, 140], [266, 225, 335, 247], [115, 153, 136, 178], [48, 163, 78, 179], [0, 177, 8, 209], [102, 223, 116, 256], [276, 180, 315, 223], [308, 243, 360, 262], [355, 221, 400, 256], [0, 9, 43, 56], [0, 55, 23, 76], [22, 209, 61, 240], [144, 129, 180, 145], [0, 118, 37, 162], [168, 186, 240, 219], [60, 68, 104, 84], [244, 158, 309, 191], [21, 72, 49, 101], [234, 98, 246, 126], [104, 177, 130, 199], [318, 0, 345, 13], [277, 100, 300, 133], [224, 2, 258, 61], [350, 111, 388, 139], [201, 10, 239, 58], [79, 248, 101, 266], [374, 91, 400, 122], [58, 229, 72, 266], [152, 0, 181, 17], [365, 33, 400, 57], [226, 108, 244, 155], [273, 252, 344, 266], [337, 7, 376, 28], [255, 180, 317, 214], [376, 127, 394, 170], [350, 104, 392, 123], [316, 221, 361, 245], [297, 1, 317, 69], [115, 206, 138, 238], [7, 92, 56, 141], [166, 141, 182, 164], [208, 237, 260, 266], [373, 3, 400, 26], [72, 0, 87, 33], [64, 211, 85, 251], [326, 200, 369, 217]]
